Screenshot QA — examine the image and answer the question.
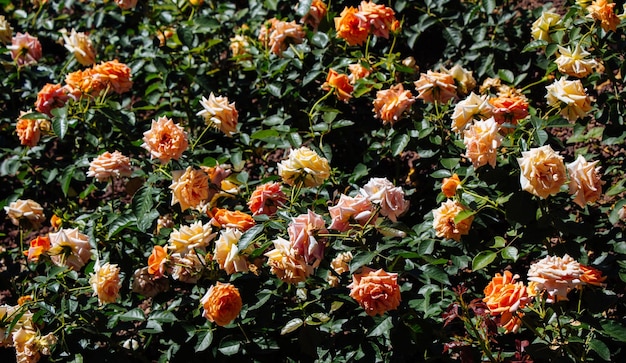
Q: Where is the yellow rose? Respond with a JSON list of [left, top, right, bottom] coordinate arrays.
[[555, 45, 599, 78], [278, 146, 331, 187], [531, 11, 560, 42], [517, 145, 567, 199], [545, 77, 592, 122]]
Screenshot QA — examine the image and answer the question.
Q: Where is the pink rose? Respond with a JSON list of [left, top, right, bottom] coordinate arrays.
[[360, 177, 409, 222], [9, 32, 42, 66], [288, 210, 328, 266], [328, 194, 374, 231]]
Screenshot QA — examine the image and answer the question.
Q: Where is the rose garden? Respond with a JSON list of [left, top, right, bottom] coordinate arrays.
[[2, 0, 626, 362]]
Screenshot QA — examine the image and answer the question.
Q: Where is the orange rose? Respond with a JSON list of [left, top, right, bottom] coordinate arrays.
[[148, 245, 169, 278], [65, 68, 105, 96], [247, 182, 287, 216], [35, 83, 69, 116], [587, 0, 619, 32], [441, 174, 461, 198], [200, 282, 242, 326], [483, 271, 530, 333], [210, 208, 255, 231], [334, 7, 369, 46], [580, 265, 606, 287], [348, 267, 401, 316], [322, 69, 353, 103], [50, 215, 62, 230], [348, 63, 370, 84], [372, 83, 415, 125], [488, 95, 528, 126], [170, 167, 210, 211], [23, 235, 51, 262], [15, 116, 41, 147], [92, 60, 133, 95], [142, 116, 188, 164], [301, 0, 328, 31]]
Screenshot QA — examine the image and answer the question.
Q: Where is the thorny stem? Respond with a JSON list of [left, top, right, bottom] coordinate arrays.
[[457, 291, 498, 362]]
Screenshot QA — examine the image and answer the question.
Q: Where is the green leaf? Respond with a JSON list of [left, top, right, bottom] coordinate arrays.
[[280, 318, 303, 335], [350, 251, 376, 273], [430, 169, 452, 178], [391, 134, 410, 156], [132, 185, 159, 233], [588, 339, 610, 361], [600, 321, 626, 342], [367, 316, 393, 337], [119, 309, 145, 322], [250, 129, 279, 140], [238, 224, 264, 251], [195, 330, 213, 352], [533, 129, 548, 146], [107, 214, 137, 238], [491, 236, 506, 248], [150, 311, 178, 323], [501, 246, 518, 261], [454, 210, 475, 224], [497, 69, 515, 84], [472, 251, 497, 271], [51, 107, 69, 140], [421, 264, 450, 285]]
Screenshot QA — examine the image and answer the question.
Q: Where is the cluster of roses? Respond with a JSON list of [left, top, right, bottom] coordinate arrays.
[[483, 254, 606, 333], [0, 303, 57, 363]]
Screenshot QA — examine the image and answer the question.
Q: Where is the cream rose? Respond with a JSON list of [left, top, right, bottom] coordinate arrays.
[[545, 77, 592, 122], [517, 145, 567, 198], [555, 45, 599, 78], [168, 220, 216, 256], [278, 146, 331, 187], [462, 117, 502, 169], [0, 15, 12, 44], [213, 228, 249, 275], [527, 254, 582, 303], [451, 92, 492, 133], [89, 261, 121, 305], [169, 167, 210, 211], [196, 93, 239, 136], [48, 228, 92, 271], [4, 199, 45, 228], [567, 155, 604, 207], [62, 28, 96, 66]]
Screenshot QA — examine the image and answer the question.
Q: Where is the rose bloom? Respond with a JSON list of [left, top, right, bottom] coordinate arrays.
[[443, 64, 476, 97], [432, 200, 473, 242], [288, 210, 328, 266], [132, 267, 170, 297], [62, 28, 96, 66], [329, 194, 374, 232], [15, 115, 41, 148], [9, 32, 42, 66], [265, 237, 314, 284], [580, 265, 607, 287], [200, 164, 233, 203], [372, 83, 415, 125], [587, 0, 620, 32], [229, 34, 250, 58], [89, 261, 121, 305], [483, 272, 530, 333], [322, 69, 354, 103], [348, 63, 371, 84], [300, 0, 327, 30], [414, 70, 457, 104], [348, 267, 401, 316], [65, 68, 105, 97], [148, 245, 169, 278], [518, 145, 567, 199], [360, 177, 409, 222], [196, 93, 239, 136], [210, 208, 255, 231], [35, 83, 70, 116], [142, 116, 188, 164], [334, 6, 369, 46], [170, 251, 205, 284], [451, 92, 492, 133], [214, 228, 249, 275], [331, 251, 353, 275], [0, 15, 12, 44], [87, 151, 133, 182], [50, 214, 62, 230], [278, 146, 331, 187], [4, 199, 45, 228], [23, 235, 51, 262], [258, 18, 305, 56], [92, 60, 133, 95], [463, 117, 503, 169], [247, 182, 287, 216], [168, 220, 216, 256], [200, 282, 243, 327], [527, 254, 583, 303], [115, 0, 138, 10], [488, 94, 529, 126], [555, 45, 599, 78], [170, 167, 209, 211], [531, 11, 560, 42], [567, 155, 604, 207], [441, 173, 461, 198], [545, 77, 592, 122], [48, 228, 92, 271], [358, 0, 397, 39]]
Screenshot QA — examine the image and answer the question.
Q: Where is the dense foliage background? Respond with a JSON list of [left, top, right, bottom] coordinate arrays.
[[2, 0, 626, 362]]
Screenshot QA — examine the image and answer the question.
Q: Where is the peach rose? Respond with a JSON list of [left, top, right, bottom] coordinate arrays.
[[451, 92, 492, 133], [200, 282, 243, 326], [213, 227, 249, 275], [531, 11, 560, 42], [301, 0, 328, 30], [15, 115, 41, 147], [9, 32, 42, 66], [35, 83, 70, 116], [148, 245, 169, 278], [527, 254, 583, 303], [92, 60, 133, 95], [115, 0, 138, 10], [142, 116, 188, 164], [360, 177, 409, 222], [462, 117, 503, 169], [210, 208, 255, 231], [168, 220, 216, 256], [258, 18, 305, 56], [4, 199, 45, 228], [334, 6, 369, 46], [545, 77, 592, 122], [65, 68, 105, 97], [288, 210, 328, 265], [580, 265, 607, 287], [432, 200, 473, 241], [567, 155, 604, 207], [247, 182, 287, 216], [278, 146, 331, 187], [196, 93, 239, 137], [48, 228, 92, 271], [348, 63, 371, 84], [348, 267, 401, 316], [61, 28, 96, 66], [0, 15, 12, 44], [229, 34, 250, 58], [87, 151, 133, 182], [372, 83, 415, 125], [488, 94, 529, 126], [265, 237, 314, 284], [322, 69, 354, 103], [555, 45, 599, 78], [517, 145, 567, 199], [443, 64, 476, 97], [587, 0, 620, 32], [89, 261, 121, 305], [330, 251, 353, 275], [170, 167, 210, 211], [414, 70, 457, 104], [358, 0, 397, 39], [329, 194, 374, 232], [200, 164, 233, 203], [441, 173, 461, 198]]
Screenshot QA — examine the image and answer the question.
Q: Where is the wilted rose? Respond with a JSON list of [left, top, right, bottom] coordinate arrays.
[[0, 15, 12, 44]]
